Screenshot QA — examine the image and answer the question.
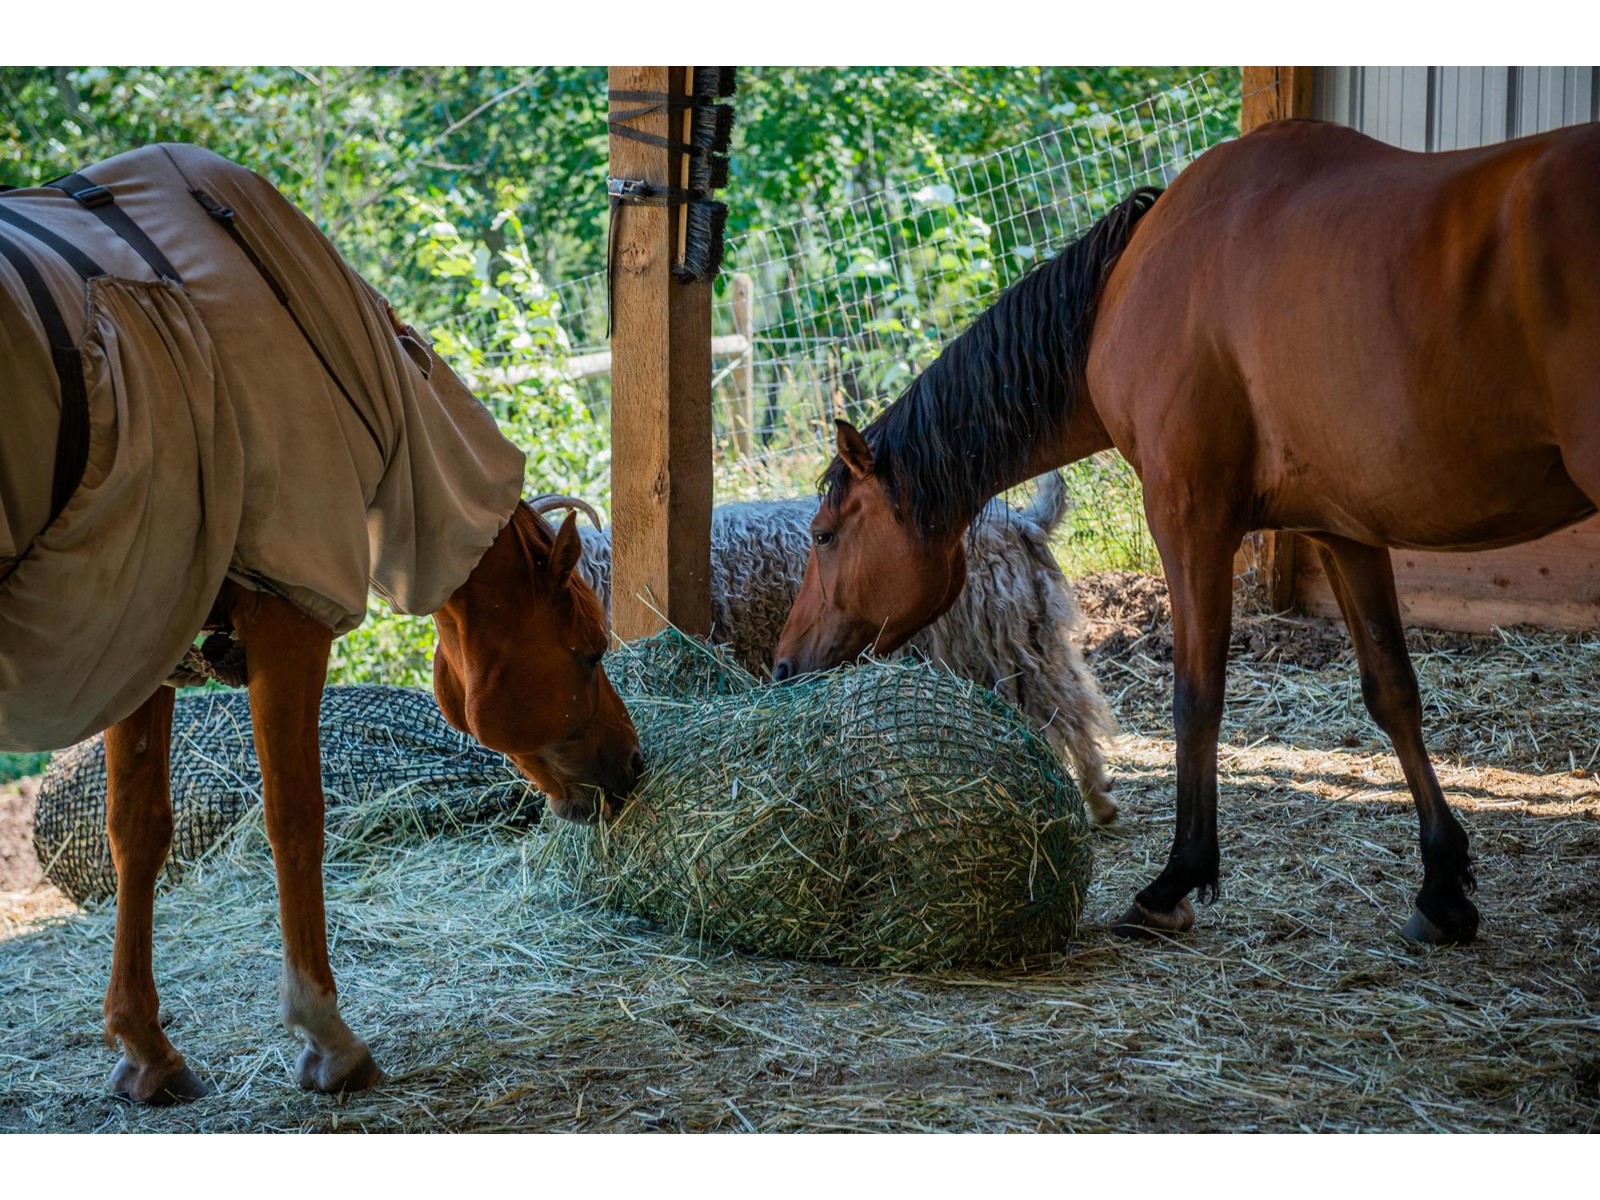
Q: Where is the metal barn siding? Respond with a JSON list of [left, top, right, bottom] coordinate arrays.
[[1312, 66, 1600, 150], [1285, 66, 1600, 632]]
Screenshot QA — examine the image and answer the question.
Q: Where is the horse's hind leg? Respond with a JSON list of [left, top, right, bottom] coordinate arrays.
[[1311, 536, 1478, 944], [103, 685, 210, 1104], [231, 588, 382, 1093]]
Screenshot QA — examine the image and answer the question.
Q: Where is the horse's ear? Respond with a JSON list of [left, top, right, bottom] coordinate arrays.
[[550, 510, 582, 586], [835, 419, 875, 479]]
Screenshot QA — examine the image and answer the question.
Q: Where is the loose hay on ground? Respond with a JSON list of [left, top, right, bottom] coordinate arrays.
[[1, 577, 1596, 1132]]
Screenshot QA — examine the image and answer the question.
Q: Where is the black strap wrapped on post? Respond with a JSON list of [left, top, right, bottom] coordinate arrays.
[[605, 67, 736, 330], [604, 177, 694, 337]]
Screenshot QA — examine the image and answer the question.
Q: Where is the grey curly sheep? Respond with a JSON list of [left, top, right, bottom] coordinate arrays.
[[561, 474, 1117, 823]]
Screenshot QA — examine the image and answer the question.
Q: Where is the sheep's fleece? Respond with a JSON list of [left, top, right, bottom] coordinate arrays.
[[0, 144, 524, 750], [576, 475, 1118, 821]]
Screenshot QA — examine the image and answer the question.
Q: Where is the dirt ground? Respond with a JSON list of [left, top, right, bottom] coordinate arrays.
[[0, 778, 70, 936], [2, 572, 1596, 1132]]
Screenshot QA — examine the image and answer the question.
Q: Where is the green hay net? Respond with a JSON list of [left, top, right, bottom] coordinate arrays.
[[549, 631, 1093, 970], [33, 686, 534, 905]]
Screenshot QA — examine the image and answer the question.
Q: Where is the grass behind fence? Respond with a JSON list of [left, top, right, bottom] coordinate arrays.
[[0, 753, 49, 785]]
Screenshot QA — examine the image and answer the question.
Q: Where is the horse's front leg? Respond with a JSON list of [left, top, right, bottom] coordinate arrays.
[[103, 685, 211, 1103], [1311, 536, 1478, 944], [232, 588, 382, 1093], [1114, 493, 1241, 936]]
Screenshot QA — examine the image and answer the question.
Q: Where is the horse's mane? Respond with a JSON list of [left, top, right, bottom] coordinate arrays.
[[821, 187, 1162, 539]]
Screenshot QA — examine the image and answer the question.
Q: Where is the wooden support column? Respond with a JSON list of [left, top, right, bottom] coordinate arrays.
[[608, 65, 713, 639], [1239, 67, 1313, 612], [1241, 66, 1314, 130]]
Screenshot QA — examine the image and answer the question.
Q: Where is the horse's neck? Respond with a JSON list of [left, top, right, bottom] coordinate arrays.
[[919, 383, 1114, 530], [440, 509, 529, 621], [1015, 401, 1116, 486]]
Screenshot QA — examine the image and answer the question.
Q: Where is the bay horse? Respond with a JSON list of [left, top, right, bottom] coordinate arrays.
[[773, 118, 1600, 947], [0, 145, 642, 1104]]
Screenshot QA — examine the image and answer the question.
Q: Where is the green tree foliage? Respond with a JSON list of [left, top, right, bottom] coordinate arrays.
[[2, 66, 1227, 304], [1, 66, 1231, 686]]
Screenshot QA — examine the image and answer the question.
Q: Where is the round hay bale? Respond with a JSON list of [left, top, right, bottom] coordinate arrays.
[[33, 685, 533, 905], [549, 631, 1091, 970]]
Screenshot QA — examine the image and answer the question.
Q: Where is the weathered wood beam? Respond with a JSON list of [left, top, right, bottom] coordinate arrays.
[[1242, 66, 1314, 130], [607, 65, 713, 639]]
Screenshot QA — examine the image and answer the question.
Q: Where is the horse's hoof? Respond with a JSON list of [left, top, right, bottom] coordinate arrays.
[[296, 1039, 383, 1095], [1110, 896, 1195, 939], [1087, 791, 1119, 826], [110, 1056, 211, 1106], [1400, 900, 1479, 946]]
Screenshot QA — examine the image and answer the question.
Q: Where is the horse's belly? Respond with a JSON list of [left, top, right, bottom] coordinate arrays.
[[1271, 444, 1594, 551]]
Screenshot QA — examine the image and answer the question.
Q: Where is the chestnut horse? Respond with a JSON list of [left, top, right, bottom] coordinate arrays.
[[774, 118, 1600, 947], [99, 501, 640, 1104], [1, 144, 641, 1104]]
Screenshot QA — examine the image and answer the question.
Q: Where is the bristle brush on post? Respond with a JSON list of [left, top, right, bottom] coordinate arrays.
[[692, 66, 737, 99], [675, 66, 736, 284], [677, 200, 728, 282]]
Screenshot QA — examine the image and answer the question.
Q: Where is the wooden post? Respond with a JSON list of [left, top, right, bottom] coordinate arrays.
[[1241, 66, 1314, 130], [608, 65, 713, 639], [1239, 67, 1313, 612], [730, 273, 755, 458]]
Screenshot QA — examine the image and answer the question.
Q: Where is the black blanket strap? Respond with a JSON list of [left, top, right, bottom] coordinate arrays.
[[604, 178, 695, 337], [185, 184, 384, 457], [0, 205, 107, 279], [50, 173, 182, 283], [0, 228, 98, 522]]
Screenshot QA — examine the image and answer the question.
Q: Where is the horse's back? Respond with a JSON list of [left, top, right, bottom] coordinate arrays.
[[1090, 119, 1600, 548], [0, 143, 522, 751], [0, 146, 251, 749]]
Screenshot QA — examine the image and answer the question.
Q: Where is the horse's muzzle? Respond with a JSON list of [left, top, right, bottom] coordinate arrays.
[[545, 747, 644, 824]]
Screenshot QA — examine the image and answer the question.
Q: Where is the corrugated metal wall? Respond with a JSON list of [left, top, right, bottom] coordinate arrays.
[[1313, 66, 1599, 150], [1291, 66, 1600, 632]]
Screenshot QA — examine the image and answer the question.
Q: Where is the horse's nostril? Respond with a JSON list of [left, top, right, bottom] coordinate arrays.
[[773, 658, 795, 682], [630, 750, 645, 778]]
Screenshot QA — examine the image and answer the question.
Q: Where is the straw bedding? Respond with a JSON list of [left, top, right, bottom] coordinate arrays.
[[549, 632, 1092, 969], [1, 575, 1595, 1133]]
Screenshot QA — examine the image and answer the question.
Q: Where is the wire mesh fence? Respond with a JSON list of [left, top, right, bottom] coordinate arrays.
[[440, 71, 1243, 572]]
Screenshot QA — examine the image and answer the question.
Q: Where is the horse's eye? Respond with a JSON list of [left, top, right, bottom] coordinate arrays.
[[813, 530, 835, 548]]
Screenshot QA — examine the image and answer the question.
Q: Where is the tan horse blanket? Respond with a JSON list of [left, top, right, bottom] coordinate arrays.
[[0, 144, 524, 750]]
